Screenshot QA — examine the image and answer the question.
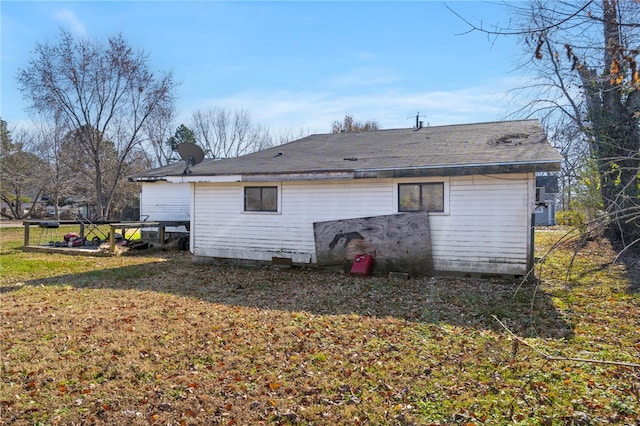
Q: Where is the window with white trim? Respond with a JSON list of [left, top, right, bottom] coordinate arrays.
[[398, 182, 445, 212], [244, 186, 278, 212]]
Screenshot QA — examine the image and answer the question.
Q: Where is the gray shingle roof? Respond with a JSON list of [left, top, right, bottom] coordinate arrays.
[[128, 158, 217, 181], [130, 119, 561, 181]]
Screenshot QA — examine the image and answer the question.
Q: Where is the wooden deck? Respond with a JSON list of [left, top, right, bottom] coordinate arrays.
[[23, 220, 189, 255]]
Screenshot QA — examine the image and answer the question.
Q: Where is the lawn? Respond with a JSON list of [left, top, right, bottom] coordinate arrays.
[[1, 224, 638, 425]]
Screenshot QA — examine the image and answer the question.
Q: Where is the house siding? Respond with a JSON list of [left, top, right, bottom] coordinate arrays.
[[431, 174, 533, 275], [140, 182, 190, 232], [192, 180, 393, 263], [192, 173, 534, 275]]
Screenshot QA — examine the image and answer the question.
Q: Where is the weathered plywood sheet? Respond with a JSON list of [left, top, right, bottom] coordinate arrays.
[[313, 213, 434, 277]]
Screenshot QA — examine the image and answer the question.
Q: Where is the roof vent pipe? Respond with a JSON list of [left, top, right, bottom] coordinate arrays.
[[411, 112, 424, 129]]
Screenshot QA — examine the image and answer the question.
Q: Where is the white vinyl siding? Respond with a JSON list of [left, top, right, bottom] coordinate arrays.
[[428, 174, 532, 275], [140, 182, 191, 232], [193, 180, 393, 263], [192, 173, 534, 275]]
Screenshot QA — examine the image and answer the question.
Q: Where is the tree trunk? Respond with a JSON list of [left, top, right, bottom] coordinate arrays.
[[577, 0, 640, 244], [595, 120, 640, 243]]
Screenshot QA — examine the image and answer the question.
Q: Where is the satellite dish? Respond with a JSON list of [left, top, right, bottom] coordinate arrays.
[[177, 142, 205, 174]]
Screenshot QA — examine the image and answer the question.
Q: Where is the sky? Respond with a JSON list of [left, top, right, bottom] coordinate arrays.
[[1, 1, 530, 135]]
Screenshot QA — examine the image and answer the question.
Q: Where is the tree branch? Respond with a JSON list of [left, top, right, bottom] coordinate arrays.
[[493, 315, 640, 368]]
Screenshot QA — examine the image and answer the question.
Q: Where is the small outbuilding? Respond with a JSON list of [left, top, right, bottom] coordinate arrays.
[[130, 119, 562, 277]]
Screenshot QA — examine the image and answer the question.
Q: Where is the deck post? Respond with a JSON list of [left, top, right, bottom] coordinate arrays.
[[23, 222, 30, 247], [109, 224, 116, 253], [158, 225, 165, 246]]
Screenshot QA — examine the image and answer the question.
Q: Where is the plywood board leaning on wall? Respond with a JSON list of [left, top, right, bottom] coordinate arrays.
[[313, 212, 434, 277]]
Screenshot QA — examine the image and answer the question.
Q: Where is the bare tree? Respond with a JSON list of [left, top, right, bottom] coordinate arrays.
[[272, 128, 312, 146], [543, 116, 592, 212], [17, 30, 177, 220], [457, 0, 640, 247], [28, 119, 75, 220], [191, 108, 273, 158], [331, 114, 381, 133], [141, 104, 176, 167], [0, 120, 48, 219]]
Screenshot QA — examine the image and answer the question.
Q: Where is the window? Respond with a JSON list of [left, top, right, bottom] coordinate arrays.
[[398, 182, 444, 212], [244, 186, 278, 212]]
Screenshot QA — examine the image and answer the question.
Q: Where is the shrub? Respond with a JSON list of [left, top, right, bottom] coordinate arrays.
[[556, 210, 587, 226]]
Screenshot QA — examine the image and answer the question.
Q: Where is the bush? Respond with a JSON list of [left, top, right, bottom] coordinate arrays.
[[556, 210, 587, 226]]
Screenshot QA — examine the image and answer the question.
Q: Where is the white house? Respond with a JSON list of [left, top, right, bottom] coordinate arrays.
[[129, 160, 216, 234], [130, 120, 562, 276]]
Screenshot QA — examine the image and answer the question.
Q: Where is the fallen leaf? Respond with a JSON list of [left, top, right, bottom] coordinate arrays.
[[268, 382, 281, 391]]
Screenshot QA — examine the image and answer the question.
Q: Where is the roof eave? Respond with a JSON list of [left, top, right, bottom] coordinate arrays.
[[354, 160, 562, 179], [162, 160, 561, 182], [128, 176, 169, 183]]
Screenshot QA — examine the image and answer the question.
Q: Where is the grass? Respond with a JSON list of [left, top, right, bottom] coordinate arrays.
[[1, 224, 638, 425]]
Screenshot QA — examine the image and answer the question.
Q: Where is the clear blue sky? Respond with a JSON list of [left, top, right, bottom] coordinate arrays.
[[2, 1, 529, 135]]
